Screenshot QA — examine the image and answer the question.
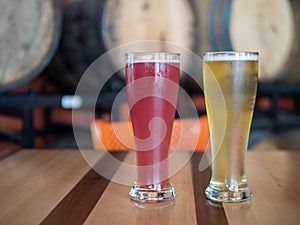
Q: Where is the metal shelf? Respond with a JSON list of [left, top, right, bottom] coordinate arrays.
[[1, 82, 300, 148], [255, 82, 300, 131]]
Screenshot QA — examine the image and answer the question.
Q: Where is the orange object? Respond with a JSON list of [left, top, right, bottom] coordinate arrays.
[[90, 116, 209, 151]]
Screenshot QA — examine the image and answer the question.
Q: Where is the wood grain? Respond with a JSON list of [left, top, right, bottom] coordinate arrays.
[[191, 152, 229, 225], [0, 150, 103, 225], [230, 0, 295, 81], [0, 150, 300, 225], [0, 149, 19, 160], [102, 0, 195, 50], [0, 0, 60, 91], [224, 151, 300, 225], [101, 0, 195, 79], [84, 152, 198, 225], [223, 202, 259, 225], [40, 151, 127, 225]]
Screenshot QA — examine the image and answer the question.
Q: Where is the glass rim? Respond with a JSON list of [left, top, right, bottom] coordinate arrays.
[[203, 51, 259, 61], [126, 52, 180, 63]]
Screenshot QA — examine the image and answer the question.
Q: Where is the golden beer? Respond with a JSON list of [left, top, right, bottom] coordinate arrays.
[[203, 52, 258, 202]]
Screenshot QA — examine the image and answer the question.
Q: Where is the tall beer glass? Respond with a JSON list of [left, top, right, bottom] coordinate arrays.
[[126, 52, 180, 202], [203, 51, 258, 202]]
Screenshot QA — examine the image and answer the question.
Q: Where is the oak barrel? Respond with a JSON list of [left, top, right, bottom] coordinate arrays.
[[46, 0, 121, 93], [0, 0, 62, 92], [286, 0, 300, 84], [47, 0, 299, 93], [194, 0, 296, 82], [50, 0, 197, 92], [100, 0, 197, 78]]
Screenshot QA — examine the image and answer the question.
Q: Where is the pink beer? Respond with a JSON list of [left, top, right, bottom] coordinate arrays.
[[126, 52, 180, 202]]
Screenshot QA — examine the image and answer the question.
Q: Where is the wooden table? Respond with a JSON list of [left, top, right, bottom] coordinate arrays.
[[0, 149, 299, 225]]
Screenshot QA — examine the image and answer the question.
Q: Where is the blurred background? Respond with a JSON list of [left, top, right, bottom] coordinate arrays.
[[0, 0, 299, 151]]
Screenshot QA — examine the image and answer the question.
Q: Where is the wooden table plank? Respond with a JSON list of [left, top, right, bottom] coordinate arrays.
[[40, 151, 127, 225], [84, 152, 198, 225], [224, 151, 300, 225], [83, 153, 139, 225], [191, 152, 229, 225], [0, 150, 104, 225], [0, 149, 299, 225], [255, 151, 300, 201], [0, 149, 19, 160], [223, 202, 260, 225]]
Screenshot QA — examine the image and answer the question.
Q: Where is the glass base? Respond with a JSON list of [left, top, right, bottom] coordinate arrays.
[[129, 183, 176, 202], [205, 184, 252, 203]]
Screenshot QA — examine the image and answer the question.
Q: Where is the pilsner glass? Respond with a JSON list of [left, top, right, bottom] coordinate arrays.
[[203, 51, 258, 202], [125, 52, 180, 202]]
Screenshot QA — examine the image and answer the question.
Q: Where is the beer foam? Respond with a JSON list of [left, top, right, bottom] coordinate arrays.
[[129, 59, 180, 63], [126, 52, 180, 63], [203, 52, 258, 61]]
